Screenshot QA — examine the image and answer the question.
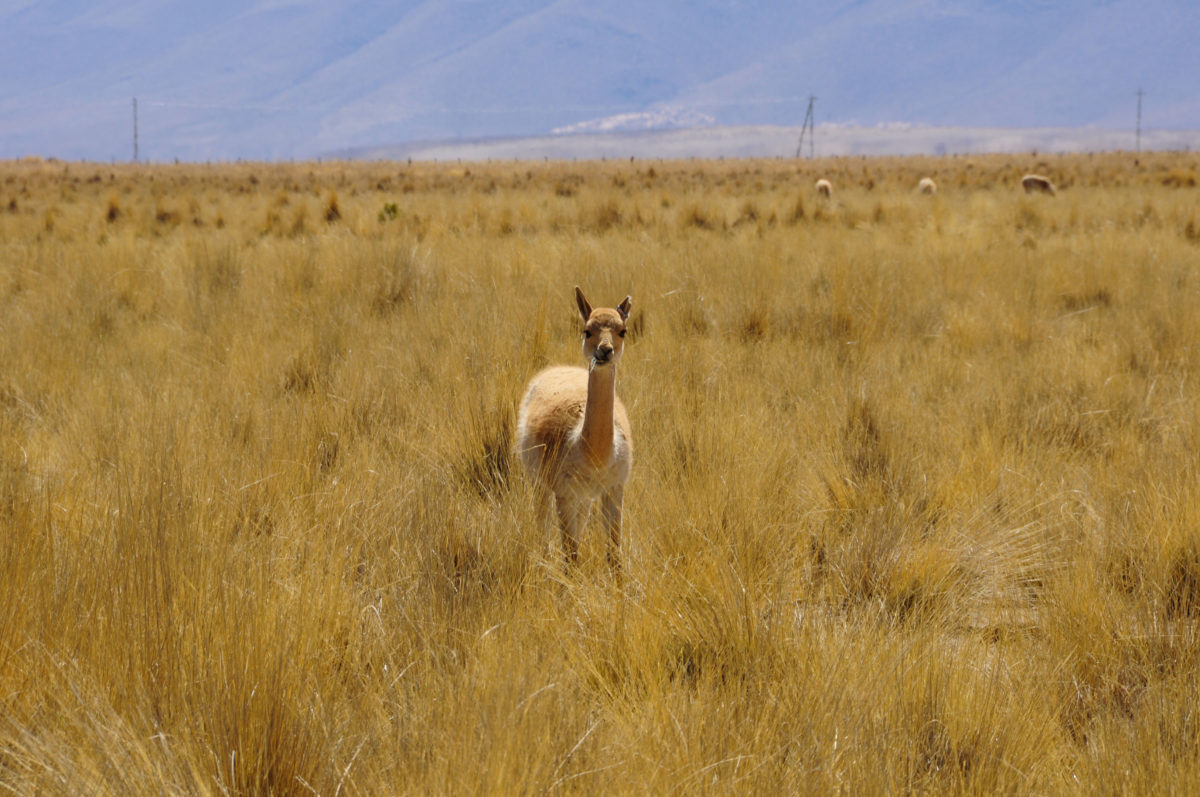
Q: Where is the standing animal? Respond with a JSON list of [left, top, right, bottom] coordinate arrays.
[[516, 287, 633, 577], [1021, 174, 1056, 195], [918, 177, 937, 195], [815, 178, 833, 198]]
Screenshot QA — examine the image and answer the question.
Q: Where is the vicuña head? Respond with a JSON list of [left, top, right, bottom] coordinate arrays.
[[515, 287, 634, 578], [579, 286, 629, 369]]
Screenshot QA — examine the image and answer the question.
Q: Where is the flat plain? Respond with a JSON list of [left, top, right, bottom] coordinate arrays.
[[1, 152, 1199, 794]]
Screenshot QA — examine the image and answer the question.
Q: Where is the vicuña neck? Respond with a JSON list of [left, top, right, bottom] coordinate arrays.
[[580, 363, 617, 465]]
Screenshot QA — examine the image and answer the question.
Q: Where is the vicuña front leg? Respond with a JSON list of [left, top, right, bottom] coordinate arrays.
[[554, 493, 587, 567], [602, 486, 624, 580]]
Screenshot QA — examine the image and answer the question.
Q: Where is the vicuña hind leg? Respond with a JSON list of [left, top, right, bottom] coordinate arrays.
[[602, 486, 624, 580]]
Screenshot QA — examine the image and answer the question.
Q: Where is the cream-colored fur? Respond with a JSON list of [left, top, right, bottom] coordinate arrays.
[[918, 177, 937, 195], [1021, 174, 1056, 195], [815, 178, 833, 198], [516, 287, 633, 576]]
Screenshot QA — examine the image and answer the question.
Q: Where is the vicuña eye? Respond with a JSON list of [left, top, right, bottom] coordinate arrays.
[[618, 330, 626, 338]]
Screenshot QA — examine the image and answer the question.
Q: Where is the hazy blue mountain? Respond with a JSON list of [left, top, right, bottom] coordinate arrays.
[[1, 0, 1195, 161]]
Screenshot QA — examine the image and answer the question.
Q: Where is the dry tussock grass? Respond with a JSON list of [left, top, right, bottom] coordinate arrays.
[[1, 151, 1199, 793]]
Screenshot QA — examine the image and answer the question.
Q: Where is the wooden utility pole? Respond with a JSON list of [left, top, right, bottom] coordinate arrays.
[[795, 95, 816, 158], [132, 97, 139, 163], [1136, 88, 1143, 152]]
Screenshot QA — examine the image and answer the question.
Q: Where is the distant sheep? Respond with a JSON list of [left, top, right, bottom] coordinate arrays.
[[918, 177, 937, 195], [815, 178, 833, 198], [1021, 174, 1056, 196]]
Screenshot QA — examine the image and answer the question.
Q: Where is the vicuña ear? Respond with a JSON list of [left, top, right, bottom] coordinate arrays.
[[574, 286, 592, 322], [617, 296, 632, 320]]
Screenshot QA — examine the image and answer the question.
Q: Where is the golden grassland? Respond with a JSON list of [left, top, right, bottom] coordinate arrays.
[[1, 150, 1199, 794]]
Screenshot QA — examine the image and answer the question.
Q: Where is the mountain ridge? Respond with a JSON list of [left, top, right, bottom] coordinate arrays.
[[1, 1, 1195, 161]]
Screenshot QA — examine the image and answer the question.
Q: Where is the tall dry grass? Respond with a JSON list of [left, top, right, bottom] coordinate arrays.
[[1, 151, 1199, 793]]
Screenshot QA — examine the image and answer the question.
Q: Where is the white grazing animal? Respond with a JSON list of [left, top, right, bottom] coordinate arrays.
[[1021, 174, 1056, 196]]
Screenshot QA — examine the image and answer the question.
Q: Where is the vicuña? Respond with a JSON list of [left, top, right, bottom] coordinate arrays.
[[516, 287, 634, 577]]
